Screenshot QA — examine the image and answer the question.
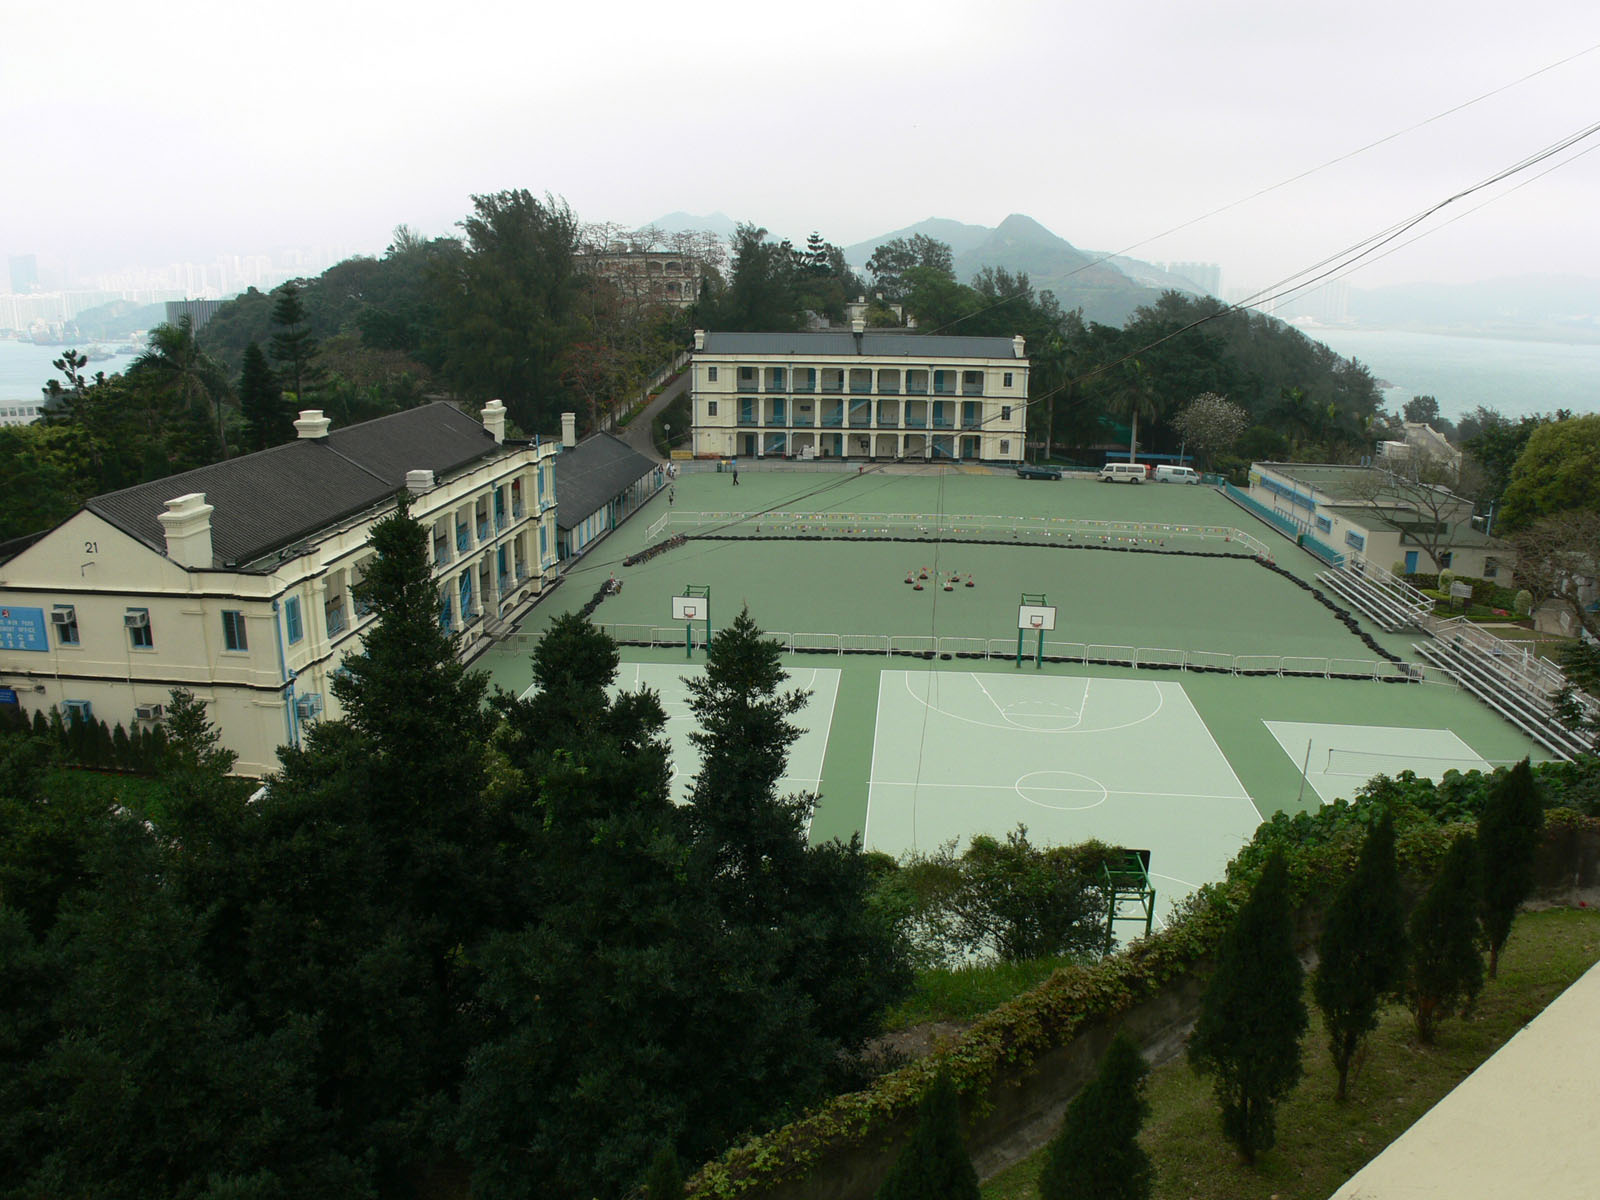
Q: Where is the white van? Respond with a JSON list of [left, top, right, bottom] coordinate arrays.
[[1099, 462, 1147, 484], [1154, 465, 1200, 484]]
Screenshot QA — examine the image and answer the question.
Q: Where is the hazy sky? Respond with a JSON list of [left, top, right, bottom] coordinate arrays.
[[6, 0, 1599, 293]]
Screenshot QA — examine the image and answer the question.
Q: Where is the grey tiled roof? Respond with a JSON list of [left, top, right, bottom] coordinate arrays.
[[700, 331, 1023, 359], [554, 434, 659, 531], [87, 402, 502, 570]]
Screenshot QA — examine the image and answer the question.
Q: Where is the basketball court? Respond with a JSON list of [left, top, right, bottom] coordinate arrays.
[[866, 670, 1263, 915]]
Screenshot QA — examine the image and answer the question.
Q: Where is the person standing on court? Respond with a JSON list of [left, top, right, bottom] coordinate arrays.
[[731, 457, 739, 486]]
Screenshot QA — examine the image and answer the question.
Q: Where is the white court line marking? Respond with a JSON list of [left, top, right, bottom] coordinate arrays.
[[864, 672, 890, 849], [975, 673, 1086, 731], [898, 672, 1166, 735], [1159, 682, 1260, 821]]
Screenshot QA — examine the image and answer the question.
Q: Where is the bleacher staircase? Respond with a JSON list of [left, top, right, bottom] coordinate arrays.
[[1317, 557, 1434, 632], [1316, 556, 1595, 760]]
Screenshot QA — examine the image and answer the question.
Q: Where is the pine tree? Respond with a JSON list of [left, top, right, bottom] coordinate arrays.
[[1477, 759, 1544, 977], [643, 1144, 684, 1198], [1313, 812, 1407, 1099], [876, 1072, 980, 1200], [1187, 851, 1307, 1164], [238, 340, 291, 450], [1037, 1032, 1153, 1200], [1405, 832, 1485, 1043], [268, 281, 322, 402]]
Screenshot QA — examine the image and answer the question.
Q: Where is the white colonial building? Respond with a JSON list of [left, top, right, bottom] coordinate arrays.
[[688, 326, 1030, 463], [0, 401, 560, 775]]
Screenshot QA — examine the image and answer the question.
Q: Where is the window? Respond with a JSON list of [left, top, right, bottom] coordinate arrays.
[[284, 597, 303, 644], [1004, 372, 1014, 387], [222, 610, 248, 651], [126, 607, 153, 649], [707, 366, 718, 382], [1484, 556, 1499, 579], [707, 401, 718, 417], [1315, 515, 1332, 533], [1001, 406, 1012, 421], [1344, 530, 1366, 551], [52, 604, 79, 646], [61, 699, 93, 724], [1000, 440, 1010, 454], [1439, 552, 1453, 569]]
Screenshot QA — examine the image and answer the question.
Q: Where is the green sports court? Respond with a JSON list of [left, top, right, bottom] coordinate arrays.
[[480, 466, 1546, 920]]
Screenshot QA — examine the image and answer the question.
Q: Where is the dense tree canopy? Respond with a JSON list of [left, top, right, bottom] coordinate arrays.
[[1497, 413, 1600, 530]]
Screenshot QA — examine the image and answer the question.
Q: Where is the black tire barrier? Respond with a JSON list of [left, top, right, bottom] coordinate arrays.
[[623, 534, 688, 567]]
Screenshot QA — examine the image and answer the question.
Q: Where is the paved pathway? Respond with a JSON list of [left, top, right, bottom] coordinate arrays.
[[616, 367, 689, 462]]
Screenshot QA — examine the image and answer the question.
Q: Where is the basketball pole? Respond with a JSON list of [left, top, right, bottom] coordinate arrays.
[[1296, 738, 1312, 805]]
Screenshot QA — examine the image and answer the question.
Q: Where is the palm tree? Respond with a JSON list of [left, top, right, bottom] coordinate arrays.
[[131, 316, 233, 457], [1109, 357, 1162, 463]]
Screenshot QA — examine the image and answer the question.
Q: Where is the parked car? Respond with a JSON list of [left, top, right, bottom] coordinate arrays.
[[1016, 464, 1062, 481], [1154, 465, 1201, 484], [1099, 462, 1147, 483]]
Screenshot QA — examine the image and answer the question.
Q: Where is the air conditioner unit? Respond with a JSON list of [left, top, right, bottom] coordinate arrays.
[[294, 693, 323, 720], [50, 608, 75, 626], [134, 703, 164, 722], [123, 611, 149, 629]]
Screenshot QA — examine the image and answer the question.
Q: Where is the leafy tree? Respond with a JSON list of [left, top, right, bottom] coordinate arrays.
[[703, 223, 803, 332], [436, 189, 584, 432], [867, 234, 955, 302], [1312, 812, 1407, 1100], [130, 315, 232, 457], [1477, 759, 1543, 978], [1404, 394, 1441, 425], [1511, 508, 1600, 642], [238, 340, 293, 450], [1037, 1032, 1153, 1200], [1106, 356, 1162, 463], [947, 827, 1108, 962], [1498, 413, 1600, 529], [1188, 851, 1307, 1164], [1405, 832, 1484, 1043], [875, 1072, 980, 1200], [1172, 392, 1250, 470], [268, 281, 323, 404]]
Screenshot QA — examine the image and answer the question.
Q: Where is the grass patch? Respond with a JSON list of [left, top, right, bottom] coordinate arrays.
[[46, 767, 174, 822], [980, 907, 1600, 1199], [883, 956, 1080, 1030]]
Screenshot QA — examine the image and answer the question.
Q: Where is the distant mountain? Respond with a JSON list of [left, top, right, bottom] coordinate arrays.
[[644, 211, 740, 241], [844, 214, 1207, 325]]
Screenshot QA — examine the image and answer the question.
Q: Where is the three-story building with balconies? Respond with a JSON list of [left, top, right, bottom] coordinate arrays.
[[0, 401, 560, 775], [688, 326, 1029, 463]]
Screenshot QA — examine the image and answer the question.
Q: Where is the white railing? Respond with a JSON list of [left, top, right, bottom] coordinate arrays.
[[559, 622, 1450, 685]]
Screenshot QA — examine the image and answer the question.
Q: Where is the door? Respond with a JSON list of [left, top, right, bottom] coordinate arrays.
[[1404, 550, 1419, 573]]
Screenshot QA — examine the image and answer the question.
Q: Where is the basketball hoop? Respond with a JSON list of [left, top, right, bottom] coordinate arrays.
[[681, 605, 697, 619], [1030, 614, 1044, 629]]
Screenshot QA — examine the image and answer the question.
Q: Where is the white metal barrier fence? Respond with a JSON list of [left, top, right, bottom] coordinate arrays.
[[536, 624, 1454, 685]]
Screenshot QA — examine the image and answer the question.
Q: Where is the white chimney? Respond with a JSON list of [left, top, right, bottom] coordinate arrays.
[[158, 493, 214, 569], [561, 412, 577, 449], [1012, 335, 1026, 358], [294, 409, 332, 439], [693, 329, 706, 351], [405, 469, 435, 495], [482, 398, 507, 444]]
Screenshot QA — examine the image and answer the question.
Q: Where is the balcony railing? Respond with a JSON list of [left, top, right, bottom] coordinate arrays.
[[433, 543, 451, 566], [821, 381, 843, 393], [477, 520, 490, 541], [325, 605, 346, 636], [961, 417, 982, 429], [821, 413, 844, 428], [879, 383, 899, 395], [792, 415, 814, 427], [932, 417, 954, 429], [962, 384, 984, 396], [736, 379, 758, 392], [494, 513, 506, 532], [456, 529, 470, 553], [904, 416, 927, 429], [499, 574, 512, 595], [512, 501, 525, 519], [793, 379, 815, 392]]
